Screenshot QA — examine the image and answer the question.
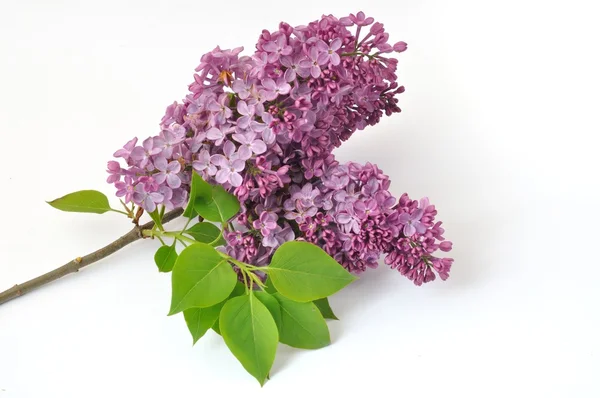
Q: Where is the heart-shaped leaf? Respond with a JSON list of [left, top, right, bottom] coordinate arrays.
[[274, 293, 330, 349], [185, 222, 224, 246], [194, 185, 240, 222], [268, 241, 357, 302], [183, 171, 212, 218], [183, 303, 223, 344], [220, 294, 278, 386], [254, 291, 282, 332], [313, 297, 338, 320], [154, 244, 178, 273], [168, 243, 237, 315]]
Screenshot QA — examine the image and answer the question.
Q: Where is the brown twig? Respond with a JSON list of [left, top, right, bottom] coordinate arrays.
[[0, 208, 183, 306]]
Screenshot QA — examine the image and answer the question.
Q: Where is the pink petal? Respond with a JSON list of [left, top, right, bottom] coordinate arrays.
[[330, 53, 340, 66], [229, 172, 243, 187], [262, 129, 275, 145], [411, 209, 424, 221], [210, 154, 228, 167], [154, 173, 166, 184], [414, 222, 427, 235], [143, 197, 156, 212], [130, 147, 145, 160], [167, 161, 181, 173], [251, 140, 266, 154], [316, 40, 328, 52], [215, 169, 230, 184], [192, 161, 206, 172], [223, 140, 235, 157], [237, 100, 248, 115], [237, 146, 252, 160], [284, 68, 296, 82], [317, 52, 330, 65], [354, 201, 366, 212], [330, 38, 342, 51], [310, 65, 321, 78], [232, 159, 246, 172], [232, 133, 247, 144], [206, 127, 223, 140], [261, 78, 276, 90], [166, 174, 181, 189], [237, 115, 250, 129], [153, 156, 167, 171], [336, 213, 352, 224], [403, 224, 416, 237], [263, 41, 277, 52]]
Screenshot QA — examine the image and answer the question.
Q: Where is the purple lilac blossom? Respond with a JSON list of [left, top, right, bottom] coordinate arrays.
[[107, 12, 453, 285]]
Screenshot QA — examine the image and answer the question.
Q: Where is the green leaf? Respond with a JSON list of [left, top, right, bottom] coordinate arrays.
[[154, 244, 178, 273], [211, 283, 246, 336], [313, 297, 339, 320], [183, 171, 212, 218], [194, 185, 240, 222], [254, 291, 282, 332], [168, 243, 237, 315], [274, 293, 330, 349], [220, 294, 279, 386], [184, 303, 224, 344], [46, 190, 111, 214], [263, 276, 278, 294], [185, 222, 224, 246], [148, 209, 164, 231], [268, 241, 357, 302]]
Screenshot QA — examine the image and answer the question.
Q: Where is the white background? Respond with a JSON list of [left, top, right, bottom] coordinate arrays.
[[1, 0, 599, 397]]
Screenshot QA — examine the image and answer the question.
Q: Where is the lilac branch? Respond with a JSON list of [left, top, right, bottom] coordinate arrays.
[[0, 208, 183, 306]]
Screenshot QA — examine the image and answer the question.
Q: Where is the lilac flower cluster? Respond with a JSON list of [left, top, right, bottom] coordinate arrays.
[[228, 161, 453, 285], [107, 12, 454, 285]]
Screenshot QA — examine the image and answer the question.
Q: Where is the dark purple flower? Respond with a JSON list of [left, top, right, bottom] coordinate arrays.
[[211, 141, 245, 187], [354, 199, 380, 219], [207, 94, 232, 124], [106, 161, 121, 183], [236, 101, 255, 129], [398, 209, 426, 236], [192, 149, 217, 176], [260, 78, 291, 101], [206, 126, 227, 146], [138, 175, 159, 192], [262, 224, 295, 248], [340, 11, 374, 27], [336, 206, 361, 234], [114, 176, 135, 203], [316, 38, 342, 66], [232, 79, 252, 99], [300, 47, 326, 78], [155, 126, 185, 158], [132, 184, 163, 212], [299, 216, 318, 237], [252, 211, 278, 236], [232, 132, 267, 160], [262, 35, 293, 62], [280, 54, 310, 82], [154, 156, 182, 189], [113, 137, 138, 161], [130, 137, 161, 168], [393, 41, 407, 53]]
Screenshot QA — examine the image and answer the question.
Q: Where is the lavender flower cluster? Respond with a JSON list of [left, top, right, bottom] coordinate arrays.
[[107, 12, 453, 285]]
